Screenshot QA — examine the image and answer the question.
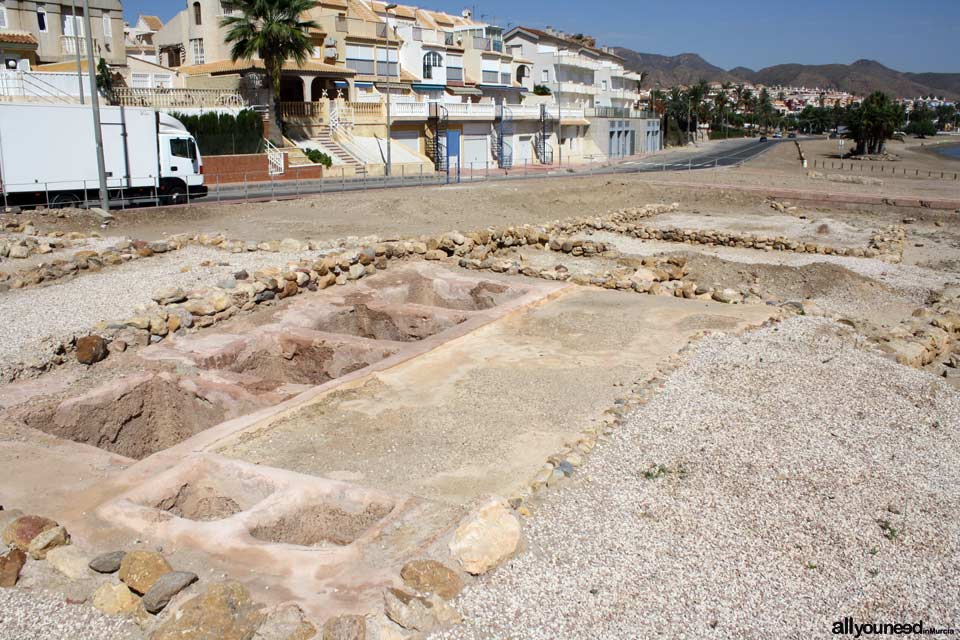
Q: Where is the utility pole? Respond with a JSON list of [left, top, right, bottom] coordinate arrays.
[[384, 4, 397, 177], [82, 0, 109, 209], [556, 51, 562, 166], [70, 0, 84, 103]]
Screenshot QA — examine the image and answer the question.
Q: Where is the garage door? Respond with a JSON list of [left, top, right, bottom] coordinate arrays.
[[515, 135, 533, 164], [462, 136, 488, 169], [391, 130, 420, 154]]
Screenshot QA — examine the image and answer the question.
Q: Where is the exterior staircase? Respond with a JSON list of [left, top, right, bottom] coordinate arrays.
[[427, 103, 449, 171], [493, 105, 514, 169], [280, 137, 313, 167], [536, 105, 555, 165], [310, 126, 366, 174]]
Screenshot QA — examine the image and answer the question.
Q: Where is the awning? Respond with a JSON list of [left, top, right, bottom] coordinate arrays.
[[446, 86, 482, 97], [561, 119, 591, 127], [334, 80, 349, 86], [412, 83, 445, 91], [354, 81, 374, 87], [477, 84, 524, 92]]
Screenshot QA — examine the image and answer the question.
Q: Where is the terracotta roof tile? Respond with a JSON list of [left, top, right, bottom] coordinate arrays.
[[179, 59, 354, 76], [0, 32, 39, 46], [140, 15, 163, 31]]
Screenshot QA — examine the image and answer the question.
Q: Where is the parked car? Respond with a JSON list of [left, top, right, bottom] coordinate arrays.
[[788, 132, 797, 139], [759, 136, 768, 142], [773, 132, 783, 139]]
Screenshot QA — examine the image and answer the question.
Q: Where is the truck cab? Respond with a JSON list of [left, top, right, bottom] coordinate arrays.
[[157, 113, 207, 204]]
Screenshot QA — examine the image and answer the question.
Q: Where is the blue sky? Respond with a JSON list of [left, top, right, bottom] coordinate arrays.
[[123, 0, 959, 73]]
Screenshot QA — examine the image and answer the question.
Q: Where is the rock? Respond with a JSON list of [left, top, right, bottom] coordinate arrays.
[[400, 559, 463, 600], [424, 250, 446, 261], [45, 545, 91, 580], [383, 588, 460, 632], [76, 335, 109, 365], [210, 293, 233, 312], [448, 500, 521, 575], [152, 287, 187, 304], [184, 299, 217, 316], [280, 238, 305, 252], [92, 582, 140, 616], [142, 570, 198, 614], [321, 614, 365, 640], [347, 263, 365, 280], [89, 550, 125, 574], [151, 582, 265, 640], [0, 509, 24, 533], [27, 525, 69, 559], [711, 288, 743, 304], [2, 515, 58, 551], [119, 550, 172, 595], [8, 244, 30, 259], [255, 604, 317, 640], [0, 547, 26, 587]]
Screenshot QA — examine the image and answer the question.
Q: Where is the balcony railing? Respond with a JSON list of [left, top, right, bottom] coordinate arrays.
[[444, 102, 496, 119], [391, 101, 429, 118], [499, 104, 541, 119], [559, 107, 586, 120], [554, 82, 598, 96], [113, 88, 245, 108], [281, 101, 329, 119], [556, 54, 601, 71], [584, 107, 656, 119], [60, 35, 96, 57]]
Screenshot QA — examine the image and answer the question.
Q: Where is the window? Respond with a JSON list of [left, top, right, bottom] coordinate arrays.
[[0, 3, 8, 29], [170, 138, 191, 158], [37, 7, 47, 32], [345, 44, 374, 74], [193, 2, 202, 25], [601, 80, 607, 91], [190, 38, 205, 64], [423, 51, 442, 80], [102, 12, 112, 38], [541, 69, 549, 82], [220, 1, 236, 15]]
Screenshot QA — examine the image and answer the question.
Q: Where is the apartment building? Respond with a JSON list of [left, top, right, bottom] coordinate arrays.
[[125, 14, 162, 63], [504, 26, 660, 159], [0, 0, 125, 69]]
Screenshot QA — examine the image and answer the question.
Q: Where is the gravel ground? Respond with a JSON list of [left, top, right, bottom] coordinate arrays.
[[0, 588, 142, 640], [0, 245, 328, 367], [433, 317, 960, 639]]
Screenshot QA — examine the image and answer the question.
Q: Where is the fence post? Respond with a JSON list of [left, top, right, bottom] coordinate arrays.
[[44, 183, 50, 209], [216, 174, 221, 202], [244, 173, 248, 202], [296, 169, 301, 198]]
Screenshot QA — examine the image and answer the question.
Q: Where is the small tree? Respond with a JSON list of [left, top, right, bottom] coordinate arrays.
[[221, 0, 320, 142], [533, 84, 552, 96]]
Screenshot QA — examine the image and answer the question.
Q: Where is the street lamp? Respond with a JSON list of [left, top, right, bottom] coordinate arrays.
[[384, 3, 397, 177], [82, 0, 109, 209], [554, 50, 562, 166]]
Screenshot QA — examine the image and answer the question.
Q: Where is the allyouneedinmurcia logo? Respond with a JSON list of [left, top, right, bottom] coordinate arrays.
[[832, 617, 957, 636]]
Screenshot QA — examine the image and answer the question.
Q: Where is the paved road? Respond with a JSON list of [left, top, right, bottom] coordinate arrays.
[[153, 137, 785, 208], [6, 138, 784, 211]]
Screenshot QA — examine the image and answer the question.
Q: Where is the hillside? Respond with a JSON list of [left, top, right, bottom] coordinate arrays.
[[611, 49, 741, 88], [613, 48, 959, 98]]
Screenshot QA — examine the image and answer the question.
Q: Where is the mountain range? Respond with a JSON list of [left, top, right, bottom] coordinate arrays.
[[611, 49, 960, 99]]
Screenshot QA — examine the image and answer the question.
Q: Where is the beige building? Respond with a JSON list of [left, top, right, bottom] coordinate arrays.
[[0, 0, 125, 68]]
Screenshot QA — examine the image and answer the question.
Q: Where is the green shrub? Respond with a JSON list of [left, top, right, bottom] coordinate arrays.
[[533, 84, 552, 96], [168, 109, 264, 156], [304, 148, 333, 168]]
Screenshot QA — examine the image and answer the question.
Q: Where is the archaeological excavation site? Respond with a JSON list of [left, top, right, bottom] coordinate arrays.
[[1, 164, 959, 639]]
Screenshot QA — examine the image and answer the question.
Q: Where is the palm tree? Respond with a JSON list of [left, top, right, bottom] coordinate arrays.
[[222, 0, 320, 141], [713, 90, 729, 138]]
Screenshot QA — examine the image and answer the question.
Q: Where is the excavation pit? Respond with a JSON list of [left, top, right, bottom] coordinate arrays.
[[358, 270, 522, 311], [210, 333, 401, 387], [296, 302, 469, 342], [248, 499, 395, 547], [17, 373, 230, 460], [154, 470, 275, 522]]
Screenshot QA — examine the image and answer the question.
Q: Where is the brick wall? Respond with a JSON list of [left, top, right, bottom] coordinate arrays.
[[202, 154, 326, 184]]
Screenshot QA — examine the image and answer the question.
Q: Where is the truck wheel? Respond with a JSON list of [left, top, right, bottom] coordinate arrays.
[[50, 192, 82, 209], [163, 183, 187, 205]]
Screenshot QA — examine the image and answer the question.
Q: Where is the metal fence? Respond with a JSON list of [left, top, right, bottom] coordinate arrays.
[[809, 158, 959, 181], [1, 148, 757, 212]]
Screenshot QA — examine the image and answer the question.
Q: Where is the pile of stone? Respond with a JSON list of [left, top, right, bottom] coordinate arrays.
[[1, 510, 71, 588], [868, 225, 906, 261], [870, 285, 960, 375], [0, 234, 181, 291]]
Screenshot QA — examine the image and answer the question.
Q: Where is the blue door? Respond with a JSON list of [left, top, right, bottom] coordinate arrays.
[[446, 129, 460, 166]]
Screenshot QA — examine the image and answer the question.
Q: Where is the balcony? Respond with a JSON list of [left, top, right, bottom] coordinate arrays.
[[553, 82, 598, 96], [555, 54, 601, 71], [499, 104, 541, 119], [391, 101, 429, 119], [584, 107, 656, 119], [113, 88, 245, 108], [442, 102, 496, 119], [60, 35, 97, 57]]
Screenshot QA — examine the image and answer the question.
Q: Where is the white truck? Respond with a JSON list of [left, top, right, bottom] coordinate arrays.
[[0, 103, 207, 208]]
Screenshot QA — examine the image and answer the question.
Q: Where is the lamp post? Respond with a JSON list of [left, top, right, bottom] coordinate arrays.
[[555, 51, 562, 166], [70, 0, 84, 103], [384, 3, 397, 177], [82, 0, 109, 209]]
